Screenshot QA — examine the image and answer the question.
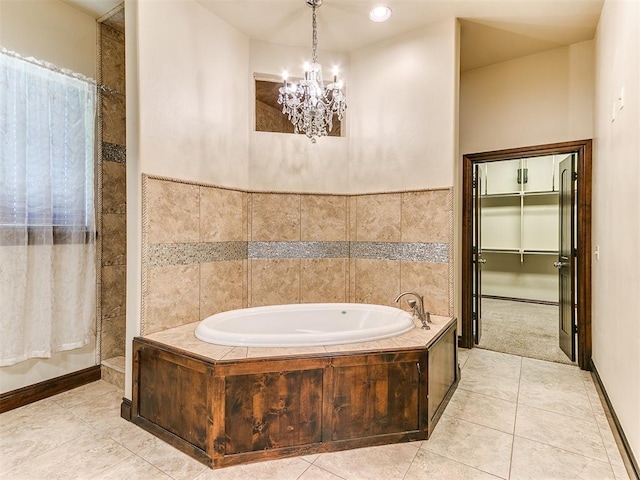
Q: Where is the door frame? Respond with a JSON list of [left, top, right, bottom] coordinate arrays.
[[461, 139, 592, 370]]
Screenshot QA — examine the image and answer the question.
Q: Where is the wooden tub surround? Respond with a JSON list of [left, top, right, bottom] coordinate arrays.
[[132, 315, 459, 469]]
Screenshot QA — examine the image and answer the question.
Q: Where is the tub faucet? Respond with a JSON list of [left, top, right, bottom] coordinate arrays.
[[394, 291, 432, 330]]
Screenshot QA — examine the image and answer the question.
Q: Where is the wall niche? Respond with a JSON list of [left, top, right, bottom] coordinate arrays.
[[255, 78, 342, 137]]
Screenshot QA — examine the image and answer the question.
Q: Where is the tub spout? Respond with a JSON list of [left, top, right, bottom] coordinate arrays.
[[394, 291, 432, 330]]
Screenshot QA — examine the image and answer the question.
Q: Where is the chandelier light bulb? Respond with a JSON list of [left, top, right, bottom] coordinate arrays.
[[369, 5, 392, 22], [282, 70, 288, 81], [331, 65, 339, 83]]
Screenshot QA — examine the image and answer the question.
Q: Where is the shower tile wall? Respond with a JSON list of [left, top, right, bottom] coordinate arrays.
[[99, 12, 126, 363], [142, 177, 453, 335]]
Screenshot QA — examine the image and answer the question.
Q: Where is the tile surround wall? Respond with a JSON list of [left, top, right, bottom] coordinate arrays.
[[142, 176, 453, 335], [98, 12, 127, 362]]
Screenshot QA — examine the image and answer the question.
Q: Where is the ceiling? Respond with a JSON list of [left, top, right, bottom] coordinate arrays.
[[62, 0, 604, 72]]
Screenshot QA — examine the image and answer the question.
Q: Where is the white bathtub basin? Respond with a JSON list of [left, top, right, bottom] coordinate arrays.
[[194, 303, 415, 347]]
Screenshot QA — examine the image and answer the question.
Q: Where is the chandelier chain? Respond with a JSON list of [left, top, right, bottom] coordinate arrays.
[[311, 5, 318, 63]]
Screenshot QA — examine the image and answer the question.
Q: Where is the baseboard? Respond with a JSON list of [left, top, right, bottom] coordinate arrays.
[[590, 360, 640, 480], [482, 294, 559, 306], [0, 365, 101, 414], [120, 397, 132, 421]]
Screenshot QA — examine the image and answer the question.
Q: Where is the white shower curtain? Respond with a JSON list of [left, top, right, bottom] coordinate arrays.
[[0, 49, 97, 366]]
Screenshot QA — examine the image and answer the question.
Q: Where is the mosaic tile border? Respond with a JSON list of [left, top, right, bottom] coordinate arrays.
[[249, 241, 349, 259], [148, 241, 247, 267], [102, 142, 126, 163], [350, 242, 449, 263], [147, 240, 449, 265]]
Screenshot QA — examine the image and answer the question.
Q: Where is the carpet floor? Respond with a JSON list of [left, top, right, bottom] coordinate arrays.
[[476, 298, 576, 365]]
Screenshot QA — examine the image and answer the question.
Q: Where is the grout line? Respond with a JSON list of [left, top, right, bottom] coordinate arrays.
[[511, 432, 615, 468], [507, 356, 524, 479], [401, 443, 421, 480]]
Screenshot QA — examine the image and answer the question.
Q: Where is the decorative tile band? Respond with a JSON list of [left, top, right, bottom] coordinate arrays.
[[147, 240, 448, 266], [148, 241, 247, 266], [350, 242, 449, 263], [102, 142, 126, 163], [249, 241, 349, 259]]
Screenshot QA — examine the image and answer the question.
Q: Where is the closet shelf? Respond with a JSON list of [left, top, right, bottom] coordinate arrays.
[[482, 248, 558, 255], [481, 190, 559, 199]]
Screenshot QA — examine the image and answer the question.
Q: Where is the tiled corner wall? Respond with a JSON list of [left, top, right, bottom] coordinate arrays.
[[142, 178, 249, 335], [141, 176, 453, 335], [97, 8, 127, 368]]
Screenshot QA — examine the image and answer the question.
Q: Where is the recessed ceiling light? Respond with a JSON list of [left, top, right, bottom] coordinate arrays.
[[369, 5, 392, 22]]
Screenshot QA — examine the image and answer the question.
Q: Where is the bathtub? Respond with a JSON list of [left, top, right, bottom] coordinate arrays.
[[194, 303, 415, 347]]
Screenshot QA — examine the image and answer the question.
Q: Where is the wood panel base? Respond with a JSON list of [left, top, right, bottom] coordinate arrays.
[[0, 365, 101, 413], [132, 322, 459, 469]]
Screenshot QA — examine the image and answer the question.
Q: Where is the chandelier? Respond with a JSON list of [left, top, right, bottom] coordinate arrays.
[[278, 0, 347, 143]]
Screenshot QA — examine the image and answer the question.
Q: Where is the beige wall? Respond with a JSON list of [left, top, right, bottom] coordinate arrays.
[[0, 0, 97, 393], [136, 0, 250, 188], [349, 19, 459, 192], [460, 41, 594, 155], [592, 0, 640, 462], [0, 0, 96, 78]]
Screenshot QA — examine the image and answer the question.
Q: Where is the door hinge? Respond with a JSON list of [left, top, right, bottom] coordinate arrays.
[[573, 171, 578, 181], [572, 324, 578, 335], [472, 173, 478, 189], [573, 247, 578, 257]]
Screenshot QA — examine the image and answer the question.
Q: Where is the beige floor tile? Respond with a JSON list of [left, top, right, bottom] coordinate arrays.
[[193, 457, 311, 480], [91, 455, 174, 479], [586, 387, 607, 415], [50, 380, 120, 408], [515, 404, 608, 462], [0, 396, 62, 427], [313, 443, 418, 480], [510, 436, 615, 480], [458, 348, 471, 368], [405, 449, 501, 479], [137, 437, 208, 480], [66, 389, 124, 427], [463, 349, 522, 380], [457, 368, 520, 402], [0, 401, 95, 471], [300, 453, 321, 463], [444, 388, 517, 433], [517, 376, 594, 420], [520, 357, 584, 386], [597, 419, 627, 467], [1, 430, 133, 480], [611, 461, 632, 480], [104, 417, 160, 454], [297, 464, 346, 480], [423, 415, 513, 479]]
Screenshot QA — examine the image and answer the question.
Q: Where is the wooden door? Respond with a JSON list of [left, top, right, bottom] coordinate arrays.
[[473, 164, 484, 344], [557, 155, 576, 361]]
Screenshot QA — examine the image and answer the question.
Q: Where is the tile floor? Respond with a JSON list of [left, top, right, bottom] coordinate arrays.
[[0, 348, 631, 480]]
